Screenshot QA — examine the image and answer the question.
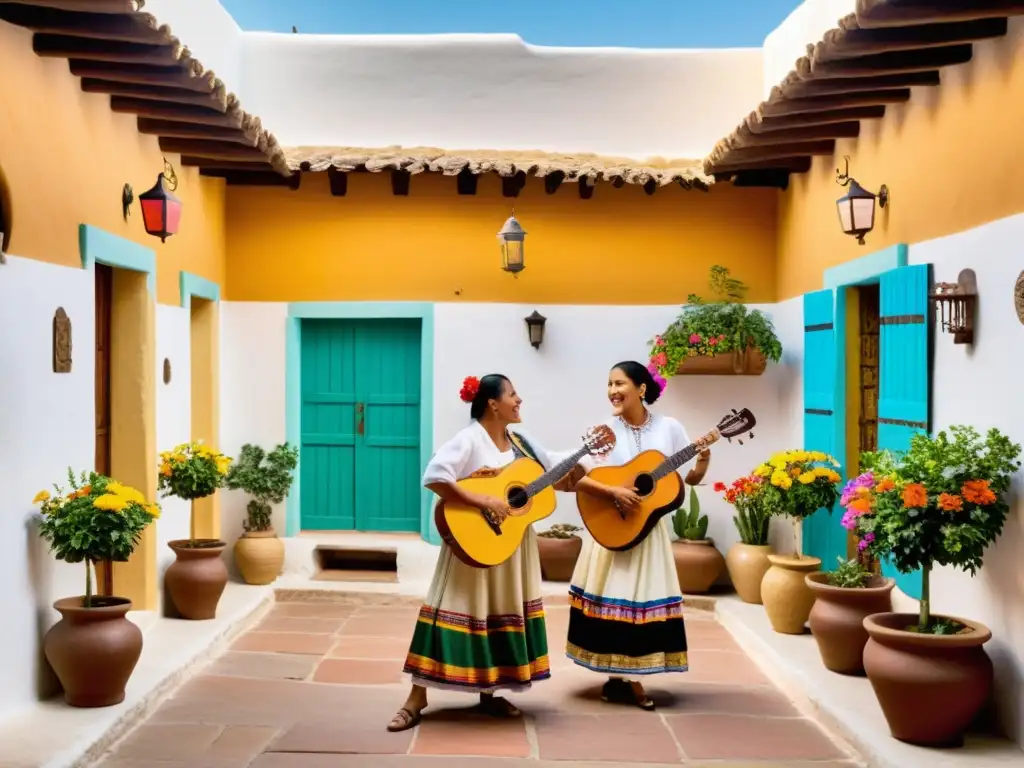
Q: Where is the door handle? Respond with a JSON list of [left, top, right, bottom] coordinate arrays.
[[356, 402, 365, 436]]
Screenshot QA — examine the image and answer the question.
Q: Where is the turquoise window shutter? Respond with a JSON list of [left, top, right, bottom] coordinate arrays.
[[802, 290, 845, 566], [877, 263, 932, 599]]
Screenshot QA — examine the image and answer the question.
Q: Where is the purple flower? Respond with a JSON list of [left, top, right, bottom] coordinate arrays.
[[647, 363, 668, 393], [856, 531, 875, 552], [840, 471, 874, 506], [840, 509, 858, 532]]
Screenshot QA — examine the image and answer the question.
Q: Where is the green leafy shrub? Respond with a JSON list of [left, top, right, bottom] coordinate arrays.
[[826, 557, 872, 589], [224, 443, 300, 533]]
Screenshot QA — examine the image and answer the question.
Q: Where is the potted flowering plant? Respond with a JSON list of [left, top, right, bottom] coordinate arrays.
[[649, 266, 782, 378], [158, 441, 232, 620], [33, 470, 160, 707], [752, 450, 842, 634], [714, 473, 773, 604], [852, 426, 1020, 746], [805, 471, 895, 675]]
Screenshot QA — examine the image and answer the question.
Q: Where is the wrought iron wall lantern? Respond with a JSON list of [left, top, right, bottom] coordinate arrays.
[[524, 310, 546, 349], [498, 210, 526, 274], [138, 159, 183, 243], [930, 268, 977, 345], [836, 156, 888, 245]]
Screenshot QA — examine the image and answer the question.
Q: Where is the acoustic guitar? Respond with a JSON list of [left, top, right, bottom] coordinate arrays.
[[577, 408, 757, 552], [435, 425, 616, 568]]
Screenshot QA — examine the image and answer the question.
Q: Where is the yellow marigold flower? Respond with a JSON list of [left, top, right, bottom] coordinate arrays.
[[32, 490, 50, 504], [215, 456, 232, 475], [94, 494, 128, 512], [143, 503, 161, 519], [753, 464, 772, 477], [111, 483, 146, 505], [171, 453, 186, 463], [160, 462, 173, 477], [798, 471, 816, 484], [770, 470, 788, 487]]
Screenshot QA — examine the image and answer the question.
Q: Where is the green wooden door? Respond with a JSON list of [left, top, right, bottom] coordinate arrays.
[[300, 318, 421, 532]]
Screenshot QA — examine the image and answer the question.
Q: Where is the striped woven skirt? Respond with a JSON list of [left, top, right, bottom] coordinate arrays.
[[403, 528, 550, 692], [566, 518, 688, 676]]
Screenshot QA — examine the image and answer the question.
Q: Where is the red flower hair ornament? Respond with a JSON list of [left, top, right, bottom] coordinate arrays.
[[459, 376, 481, 403]]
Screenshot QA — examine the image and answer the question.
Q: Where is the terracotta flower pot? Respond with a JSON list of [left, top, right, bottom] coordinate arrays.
[[863, 612, 993, 747], [806, 573, 894, 675], [537, 535, 582, 581], [166, 539, 228, 620], [673, 539, 725, 594], [725, 543, 772, 604], [43, 596, 143, 708], [234, 529, 285, 585], [761, 554, 821, 634]]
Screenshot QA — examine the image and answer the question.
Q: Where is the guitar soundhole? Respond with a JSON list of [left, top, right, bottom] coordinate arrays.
[[507, 486, 529, 510], [633, 473, 655, 497]]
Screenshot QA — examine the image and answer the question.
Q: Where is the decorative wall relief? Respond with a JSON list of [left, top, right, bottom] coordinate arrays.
[[53, 307, 72, 373], [163, 358, 172, 384], [1014, 271, 1024, 326]]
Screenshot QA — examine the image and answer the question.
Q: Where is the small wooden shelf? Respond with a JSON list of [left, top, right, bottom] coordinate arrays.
[[675, 347, 767, 376]]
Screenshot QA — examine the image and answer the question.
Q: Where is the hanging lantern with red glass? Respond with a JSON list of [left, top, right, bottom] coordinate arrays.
[[139, 160, 182, 243]]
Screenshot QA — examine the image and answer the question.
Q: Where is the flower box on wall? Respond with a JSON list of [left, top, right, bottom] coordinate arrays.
[[676, 346, 767, 376]]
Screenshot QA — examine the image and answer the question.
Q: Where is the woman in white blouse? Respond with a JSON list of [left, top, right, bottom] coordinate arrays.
[[568, 361, 710, 710], [388, 373, 579, 732]]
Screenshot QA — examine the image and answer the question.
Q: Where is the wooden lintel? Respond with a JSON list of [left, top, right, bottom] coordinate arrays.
[[748, 105, 887, 133], [760, 90, 909, 118], [710, 156, 814, 175], [455, 168, 478, 195], [82, 79, 225, 110], [137, 118, 254, 145], [390, 169, 411, 196], [733, 121, 860, 148], [578, 179, 595, 200], [34, 33, 178, 66], [327, 167, 348, 196], [809, 44, 973, 78], [70, 61, 213, 92], [818, 18, 1007, 62], [157, 137, 268, 162], [110, 97, 235, 127], [180, 157, 274, 172], [0, 5, 168, 44], [778, 70, 939, 100], [715, 140, 836, 166], [643, 180, 657, 196], [501, 171, 526, 198], [855, 0, 1024, 28], [0, 0, 136, 12], [543, 171, 565, 194]]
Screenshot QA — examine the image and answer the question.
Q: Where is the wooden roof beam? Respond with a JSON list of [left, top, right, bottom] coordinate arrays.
[[712, 140, 836, 166], [808, 44, 973, 78], [82, 79, 226, 110], [0, 5, 168, 44], [711, 157, 814, 175], [855, 0, 1024, 28], [158, 137, 268, 162], [70, 61, 214, 92], [200, 169, 301, 190], [748, 105, 887, 133], [817, 18, 1007, 61], [778, 71, 939, 99], [0, 0, 136, 12], [33, 34, 179, 66], [180, 157, 275, 172], [760, 90, 909, 118], [136, 118, 255, 146], [730, 121, 860, 148], [110, 97, 236, 126]]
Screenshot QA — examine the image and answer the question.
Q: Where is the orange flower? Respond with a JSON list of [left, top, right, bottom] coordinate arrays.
[[961, 479, 996, 506], [875, 477, 895, 493], [938, 493, 963, 512], [902, 483, 927, 509], [790, 467, 801, 477], [849, 497, 872, 514]]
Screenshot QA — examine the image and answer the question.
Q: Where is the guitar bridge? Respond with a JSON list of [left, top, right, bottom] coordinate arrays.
[[482, 509, 503, 535]]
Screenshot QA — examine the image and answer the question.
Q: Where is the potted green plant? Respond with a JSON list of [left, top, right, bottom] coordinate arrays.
[[649, 265, 783, 378], [225, 443, 299, 585], [33, 470, 160, 707], [854, 427, 1020, 746], [537, 523, 583, 581], [715, 473, 773, 604], [670, 487, 725, 594], [158, 441, 232, 620], [754, 450, 842, 635]]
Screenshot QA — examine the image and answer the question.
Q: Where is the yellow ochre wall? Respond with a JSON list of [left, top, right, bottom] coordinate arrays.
[[0, 21, 226, 306], [776, 19, 1024, 300], [225, 172, 778, 304]]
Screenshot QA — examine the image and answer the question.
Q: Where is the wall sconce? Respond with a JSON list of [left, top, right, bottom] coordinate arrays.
[[930, 268, 977, 345], [139, 159, 182, 243], [122, 183, 134, 221], [498, 210, 526, 274], [836, 156, 888, 245], [524, 310, 546, 349]]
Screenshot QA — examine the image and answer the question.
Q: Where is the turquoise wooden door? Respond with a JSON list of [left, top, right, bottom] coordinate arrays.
[[877, 264, 931, 599], [300, 319, 421, 532], [802, 290, 845, 566]]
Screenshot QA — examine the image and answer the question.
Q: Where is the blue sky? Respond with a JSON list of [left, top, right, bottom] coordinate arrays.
[[220, 0, 800, 48]]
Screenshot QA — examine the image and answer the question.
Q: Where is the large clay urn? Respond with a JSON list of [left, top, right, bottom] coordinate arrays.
[[166, 539, 228, 620], [863, 612, 993, 747], [725, 543, 772, 604], [760, 554, 821, 634], [672, 539, 726, 594], [44, 596, 143, 707], [537, 534, 582, 582], [806, 573, 894, 674], [234, 529, 285, 585]]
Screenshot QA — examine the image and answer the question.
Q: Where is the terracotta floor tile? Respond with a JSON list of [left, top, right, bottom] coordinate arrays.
[[268, 718, 414, 754], [534, 713, 681, 762], [271, 602, 357, 618], [312, 658, 404, 685], [207, 726, 281, 760], [231, 631, 335, 655], [667, 713, 848, 760], [412, 711, 530, 757], [206, 651, 319, 681], [113, 723, 223, 759], [329, 635, 410, 659], [255, 616, 347, 634], [342, 611, 418, 638], [684, 622, 742, 652], [685, 650, 771, 685]]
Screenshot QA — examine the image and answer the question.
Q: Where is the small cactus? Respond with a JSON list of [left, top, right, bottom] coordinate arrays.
[[673, 487, 709, 541]]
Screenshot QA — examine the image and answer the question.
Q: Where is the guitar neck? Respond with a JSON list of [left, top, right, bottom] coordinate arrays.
[[524, 445, 589, 498], [651, 430, 720, 481]]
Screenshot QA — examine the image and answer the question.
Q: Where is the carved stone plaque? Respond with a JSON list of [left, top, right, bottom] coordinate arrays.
[[53, 307, 72, 373], [1015, 271, 1024, 325], [163, 358, 172, 384]]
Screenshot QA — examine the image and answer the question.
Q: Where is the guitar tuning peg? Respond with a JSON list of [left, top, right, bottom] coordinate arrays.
[[732, 408, 738, 414], [749, 431, 755, 439], [726, 437, 732, 443], [738, 439, 744, 445]]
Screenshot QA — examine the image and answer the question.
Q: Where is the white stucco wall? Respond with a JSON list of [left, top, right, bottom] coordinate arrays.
[[762, 0, 855, 95]]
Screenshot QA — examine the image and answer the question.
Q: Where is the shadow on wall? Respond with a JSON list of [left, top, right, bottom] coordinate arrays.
[[25, 517, 60, 700]]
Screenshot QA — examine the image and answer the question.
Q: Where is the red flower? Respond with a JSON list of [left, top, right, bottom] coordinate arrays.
[[459, 376, 481, 403], [713, 481, 727, 492]]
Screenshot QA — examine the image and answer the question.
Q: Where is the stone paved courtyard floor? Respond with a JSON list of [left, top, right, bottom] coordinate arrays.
[[92, 596, 865, 767]]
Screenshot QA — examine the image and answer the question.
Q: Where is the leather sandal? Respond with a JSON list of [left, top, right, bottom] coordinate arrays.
[[386, 707, 422, 732]]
